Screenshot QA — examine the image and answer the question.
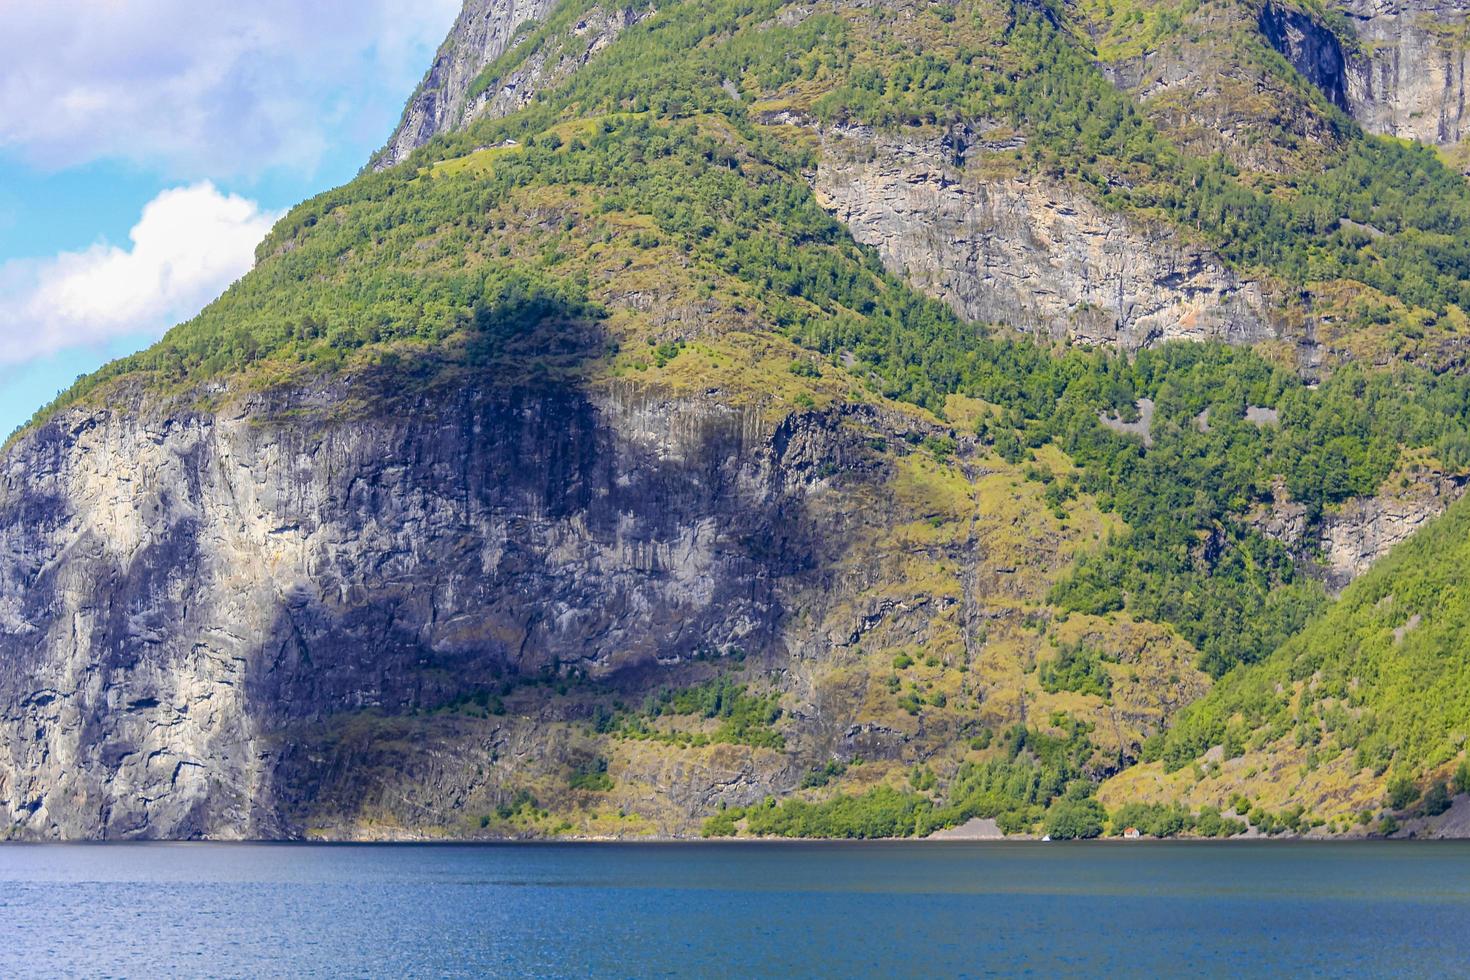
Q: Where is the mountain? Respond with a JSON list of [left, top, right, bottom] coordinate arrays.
[[1105, 484, 1470, 837], [3, 0, 1470, 840], [373, 0, 561, 169]]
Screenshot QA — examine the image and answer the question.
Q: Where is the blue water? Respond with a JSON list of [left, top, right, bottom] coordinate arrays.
[[1, 841, 1467, 977]]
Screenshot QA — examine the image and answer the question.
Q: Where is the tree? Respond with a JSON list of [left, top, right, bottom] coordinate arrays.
[[1422, 781, 1452, 817], [1044, 797, 1106, 840], [1387, 775, 1420, 811], [1453, 760, 1470, 796]]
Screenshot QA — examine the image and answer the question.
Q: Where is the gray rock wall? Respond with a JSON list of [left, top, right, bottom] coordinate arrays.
[[375, 0, 641, 170], [0, 372, 885, 838], [814, 127, 1285, 350], [1250, 470, 1470, 591], [1263, 0, 1470, 151], [1341, 0, 1470, 148], [376, 0, 558, 169]]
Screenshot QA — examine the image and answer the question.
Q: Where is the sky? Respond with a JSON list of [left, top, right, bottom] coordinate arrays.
[[0, 0, 462, 435]]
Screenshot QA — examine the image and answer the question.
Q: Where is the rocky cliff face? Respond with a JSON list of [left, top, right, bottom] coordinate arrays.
[[0, 349, 1215, 839], [1340, 0, 1470, 149], [471, 5, 645, 124], [1262, 0, 1470, 152], [376, 0, 558, 169], [1250, 468, 1470, 591], [1258, 2, 1352, 111], [814, 126, 1287, 351], [0, 369, 879, 838], [376, 0, 642, 170], [1318, 478, 1470, 586]]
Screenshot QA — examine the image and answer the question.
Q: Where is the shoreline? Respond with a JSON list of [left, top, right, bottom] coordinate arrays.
[[8, 796, 1469, 845], [4, 832, 1468, 845]]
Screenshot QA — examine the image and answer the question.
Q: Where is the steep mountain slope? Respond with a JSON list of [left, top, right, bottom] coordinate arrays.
[[1260, 0, 1470, 155], [1104, 485, 1470, 834], [4, 0, 1470, 840], [375, 0, 559, 169], [815, 127, 1283, 350], [0, 105, 1207, 839]]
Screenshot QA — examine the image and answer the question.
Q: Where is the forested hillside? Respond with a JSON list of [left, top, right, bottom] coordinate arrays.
[[3, 0, 1468, 840]]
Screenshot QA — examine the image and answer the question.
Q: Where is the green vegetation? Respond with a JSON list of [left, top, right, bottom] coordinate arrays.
[[1040, 642, 1113, 699], [22, 0, 1470, 832], [22, 0, 1470, 686], [1109, 801, 1245, 838], [1422, 781, 1453, 817], [1043, 790, 1107, 840], [801, 760, 849, 789], [705, 722, 1108, 838], [706, 723, 1254, 839], [1159, 491, 1470, 785], [614, 676, 785, 749], [703, 785, 936, 839], [1388, 775, 1420, 811], [485, 788, 542, 825], [437, 687, 506, 718], [817, 3, 1470, 317], [568, 757, 614, 791], [1245, 803, 1315, 836]]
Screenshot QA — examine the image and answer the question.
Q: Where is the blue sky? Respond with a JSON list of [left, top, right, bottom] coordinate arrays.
[[0, 0, 461, 435]]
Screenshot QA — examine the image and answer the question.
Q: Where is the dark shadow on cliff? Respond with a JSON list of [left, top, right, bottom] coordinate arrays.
[[233, 291, 884, 833]]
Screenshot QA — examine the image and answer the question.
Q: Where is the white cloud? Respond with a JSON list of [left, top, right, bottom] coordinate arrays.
[[0, 0, 461, 176], [0, 183, 280, 365]]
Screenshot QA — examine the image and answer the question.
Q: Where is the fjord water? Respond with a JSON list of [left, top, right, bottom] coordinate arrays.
[[2, 841, 1467, 977]]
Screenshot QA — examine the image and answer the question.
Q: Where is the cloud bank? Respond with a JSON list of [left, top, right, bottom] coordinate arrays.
[[0, 183, 280, 365], [0, 0, 460, 176]]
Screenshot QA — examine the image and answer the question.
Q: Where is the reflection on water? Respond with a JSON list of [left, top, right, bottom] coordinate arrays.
[[2, 840, 1466, 977]]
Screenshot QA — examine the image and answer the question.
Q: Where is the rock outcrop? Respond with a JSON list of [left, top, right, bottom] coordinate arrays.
[[1258, 1, 1352, 112], [376, 0, 558, 169], [814, 126, 1286, 350], [471, 5, 645, 124], [1262, 0, 1470, 152], [375, 0, 642, 170], [1318, 472, 1470, 588], [1340, 0, 1470, 149], [0, 345, 1211, 839], [1250, 469, 1470, 591]]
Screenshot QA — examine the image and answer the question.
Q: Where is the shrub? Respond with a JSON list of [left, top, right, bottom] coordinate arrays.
[[569, 757, 613, 792], [730, 786, 935, 839], [909, 766, 936, 792], [1453, 760, 1470, 795], [1194, 806, 1246, 839], [628, 676, 785, 749], [1388, 775, 1420, 811], [789, 358, 820, 378], [1038, 642, 1112, 699], [1110, 801, 1190, 838], [1422, 780, 1452, 817], [801, 760, 848, 789]]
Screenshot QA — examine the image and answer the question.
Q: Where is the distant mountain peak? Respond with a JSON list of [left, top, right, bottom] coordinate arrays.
[[374, 0, 558, 170]]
